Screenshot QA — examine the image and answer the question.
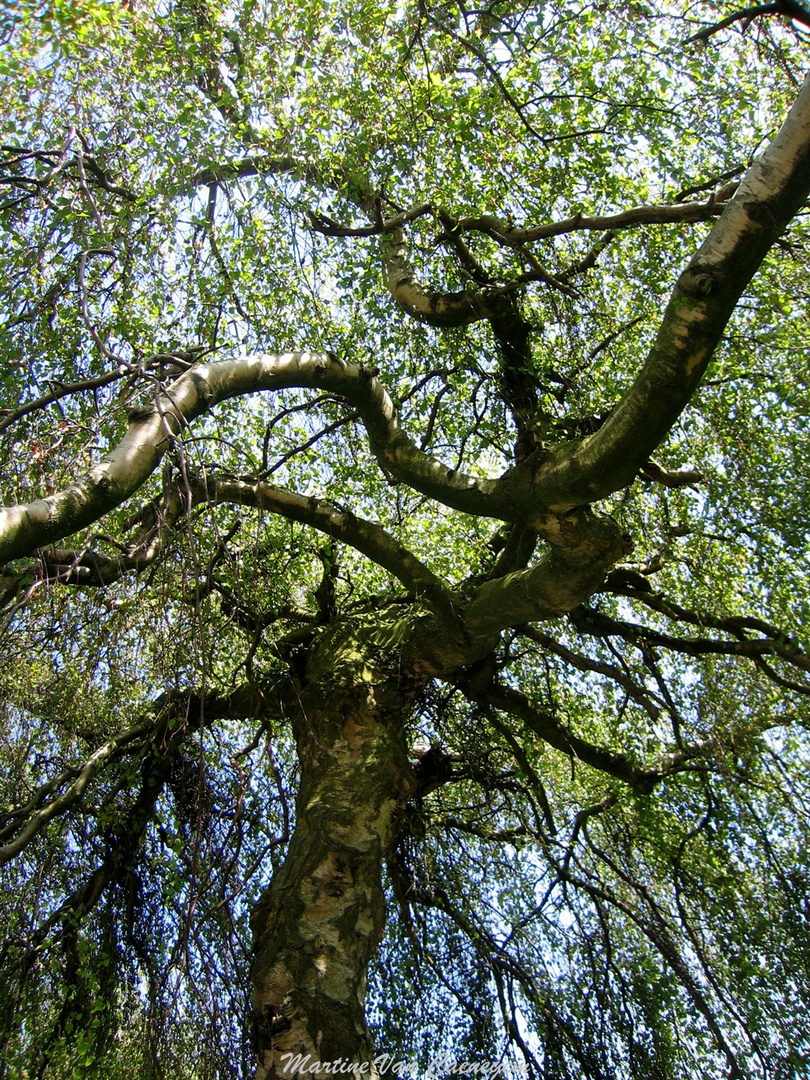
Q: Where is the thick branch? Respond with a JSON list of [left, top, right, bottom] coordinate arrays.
[[0, 486, 187, 609], [187, 480, 631, 676], [0, 352, 567, 564], [380, 228, 513, 326], [461, 509, 630, 642], [456, 195, 732, 245], [640, 459, 704, 488], [6, 76, 809, 565]]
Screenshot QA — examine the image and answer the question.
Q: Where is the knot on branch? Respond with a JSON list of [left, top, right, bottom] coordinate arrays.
[[412, 744, 456, 794], [684, 269, 716, 297], [126, 403, 156, 424]]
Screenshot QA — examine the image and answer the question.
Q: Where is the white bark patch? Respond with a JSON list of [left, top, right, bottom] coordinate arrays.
[[736, 74, 810, 204], [694, 74, 810, 267]]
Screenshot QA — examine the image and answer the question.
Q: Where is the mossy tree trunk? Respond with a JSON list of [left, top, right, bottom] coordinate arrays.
[[250, 615, 422, 1079]]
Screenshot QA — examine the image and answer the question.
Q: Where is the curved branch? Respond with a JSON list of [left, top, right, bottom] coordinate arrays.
[[521, 625, 662, 721], [558, 840, 743, 1076], [456, 195, 732, 245], [14, 745, 175, 969], [186, 472, 455, 617], [307, 201, 432, 238], [380, 227, 514, 327], [570, 604, 810, 688], [0, 351, 569, 564], [437, 209, 577, 294], [189, 154, 375, 213], [0, 369, 127, 436], [461, 509, 630, 640], [0, 487, 186, 610], [6, 69, 808, 570], [605, 587, 804, 644], [684, 0, 810, 44], [640, 459, 705, 488]]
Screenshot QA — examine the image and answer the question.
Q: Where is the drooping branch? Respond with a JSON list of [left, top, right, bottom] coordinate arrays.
[[307, 201, 432, 238], [551, 829, 744, 1077], [0, 138, 136, 211], [189, 152, 734, 251], [392, 873, 547, 1074], [609, 587, 810, 646], [11, 742, 176, 974], [0, 680, 283, 868], [454, 668, 664, 792], [0, 715, 161, 867], [0, 485, 186, 613], [189, 153, 376, 214], [0, 370, 127, 435]]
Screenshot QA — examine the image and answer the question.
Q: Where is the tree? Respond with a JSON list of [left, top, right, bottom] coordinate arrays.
[[2, 0, 810, 1076]]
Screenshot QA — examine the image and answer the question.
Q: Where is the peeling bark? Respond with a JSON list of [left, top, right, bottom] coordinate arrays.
[[247, 530, 650, 1075], [250, 615, 419, 1080]]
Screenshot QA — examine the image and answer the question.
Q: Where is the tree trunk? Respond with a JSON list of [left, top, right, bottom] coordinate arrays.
[[250, 614, 420, 1079]]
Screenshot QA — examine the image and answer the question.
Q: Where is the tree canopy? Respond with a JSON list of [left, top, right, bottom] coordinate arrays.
[[2, 1, 810, 1078]]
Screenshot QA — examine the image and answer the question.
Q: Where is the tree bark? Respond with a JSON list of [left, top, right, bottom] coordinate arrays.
[[250, 613, 420, 1080]]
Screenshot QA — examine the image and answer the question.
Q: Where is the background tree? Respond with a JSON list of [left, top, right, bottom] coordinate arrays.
[[2, 1, 810, 1077]]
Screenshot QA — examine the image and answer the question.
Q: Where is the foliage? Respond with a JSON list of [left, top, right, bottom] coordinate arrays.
[[2, 0, 810, 1078]]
